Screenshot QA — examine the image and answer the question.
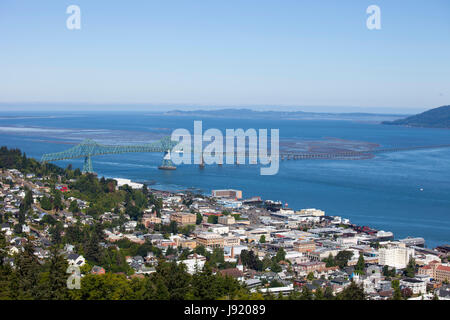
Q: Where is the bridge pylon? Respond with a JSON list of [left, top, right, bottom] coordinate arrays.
[[83, 155, 94, 173]]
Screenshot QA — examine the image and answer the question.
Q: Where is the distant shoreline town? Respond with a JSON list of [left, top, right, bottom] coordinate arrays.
[[1, 146, 449, 300]]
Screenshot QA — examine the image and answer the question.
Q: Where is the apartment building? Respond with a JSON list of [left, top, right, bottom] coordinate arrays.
[[378, 242, 414, 269], [419, 260, 450, 282]]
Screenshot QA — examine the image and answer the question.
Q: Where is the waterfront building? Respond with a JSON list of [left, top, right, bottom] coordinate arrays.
[[295, 208, 325, 217], [211, 189, 242, 199], [399, 237, 426, 247], [378, 242, 415, 269]]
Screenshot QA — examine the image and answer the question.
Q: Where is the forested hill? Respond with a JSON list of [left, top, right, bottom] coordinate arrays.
[[382, 105, 450, 128]]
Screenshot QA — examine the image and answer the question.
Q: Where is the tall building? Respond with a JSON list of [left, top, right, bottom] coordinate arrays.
[[378, 242, 414, 269]]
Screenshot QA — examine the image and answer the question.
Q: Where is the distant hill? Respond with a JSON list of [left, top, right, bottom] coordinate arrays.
[[382, 105, 450, 128], [163, 108, 407, 122]]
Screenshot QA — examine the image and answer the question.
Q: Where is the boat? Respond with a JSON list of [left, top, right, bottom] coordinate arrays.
[[158, 150, 177, 170], [158, 165, 177, 170]]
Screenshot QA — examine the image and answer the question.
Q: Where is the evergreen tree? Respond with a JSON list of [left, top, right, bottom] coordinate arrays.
[[274, 248, 286, 263], [13, 242, 41, 299], [337, 281, 365, 300], [314, 287, 324, 300], [405, 257, 416, 278], [324, 286, 334, 300], [41, 247, 69, 299], [299, 286, 313, 300], [355, 253, 365, 275], [40, 196, 52, 211]]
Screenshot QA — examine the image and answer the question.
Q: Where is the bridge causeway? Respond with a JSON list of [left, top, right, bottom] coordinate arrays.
[[40, 138, 450, 173]]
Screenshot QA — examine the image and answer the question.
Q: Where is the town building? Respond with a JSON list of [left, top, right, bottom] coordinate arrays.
[[400, 278, 427, 295], [378, 242, 414, 269], [170, 212, 196, 226], [195, 232, 224, 248], [212, 189, 242, 199], [293, 240, 316, 253]]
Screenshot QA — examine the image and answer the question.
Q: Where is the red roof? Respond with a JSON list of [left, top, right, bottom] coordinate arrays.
[[437, 265, 450, 272]]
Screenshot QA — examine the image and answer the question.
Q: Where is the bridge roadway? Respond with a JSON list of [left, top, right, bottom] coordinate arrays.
[[40, 137, 450, 172], [278, 144, 450, 160]]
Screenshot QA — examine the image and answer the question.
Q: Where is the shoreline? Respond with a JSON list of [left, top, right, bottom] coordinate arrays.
[[109, 176, 444, 251]]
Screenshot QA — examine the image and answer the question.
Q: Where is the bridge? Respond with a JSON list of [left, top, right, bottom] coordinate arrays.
[[40, 138, 450, 173], [40, 137, 178, 173]]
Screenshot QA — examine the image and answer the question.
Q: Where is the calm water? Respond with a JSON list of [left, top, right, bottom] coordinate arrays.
[[1, 111, 449, 248]]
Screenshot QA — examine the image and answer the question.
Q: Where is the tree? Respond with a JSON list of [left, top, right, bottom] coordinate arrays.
[[335, 250, 353, 268], [323, 253, 335, 267], [196, 212, 203, 225], [355, 253, 365, 275], [270, 261, 282, 273], [51, 189, 63, 211], [24, 189, 33, 208], [153, 261, 191, 300], [69, 200, 80, 213], [274, 248, 286, 263], [405, 257, 416, 278], [324, 286, 334, 300], [207, 215, 218, 224], [299, 286, 313, 300], [314, 287, 324, 300], [262, 254, 272, 270], [259, 235, 266, 243], [40, 247, 69, 299], [239, 250, 263, 271], [391, 279, 402, 300], [307, 272, 315, 281], [11, 242, 41, 299], [337, 281, 365, 300], [40, 196, 52, 211]]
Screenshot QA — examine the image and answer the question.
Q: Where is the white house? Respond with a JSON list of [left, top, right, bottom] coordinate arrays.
[[177, 254, 206, 274], [67, 253, 86, 267], [400, 278, 427, 295]]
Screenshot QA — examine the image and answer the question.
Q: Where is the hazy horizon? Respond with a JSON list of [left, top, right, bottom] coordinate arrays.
[[0, 102, 435, 115]]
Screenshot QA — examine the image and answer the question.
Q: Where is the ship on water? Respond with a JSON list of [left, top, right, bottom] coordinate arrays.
[[158, 150, 177, 170]]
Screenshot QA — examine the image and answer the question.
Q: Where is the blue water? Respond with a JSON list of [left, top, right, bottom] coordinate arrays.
[[1, 111, 449, 248]]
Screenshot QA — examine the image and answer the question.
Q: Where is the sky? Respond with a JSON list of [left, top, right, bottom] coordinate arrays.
[[0, 0, 449, 113]]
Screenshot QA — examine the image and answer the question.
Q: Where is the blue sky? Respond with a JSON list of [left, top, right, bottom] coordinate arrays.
[[0, 0, 449, 113]]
